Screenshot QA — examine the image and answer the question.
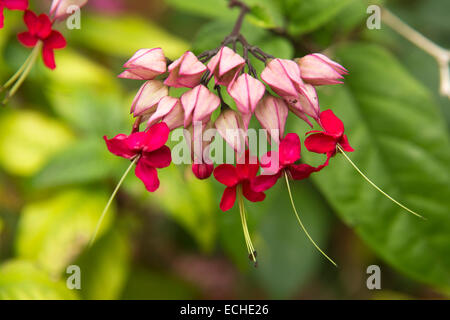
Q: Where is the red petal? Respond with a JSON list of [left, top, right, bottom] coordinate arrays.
[[288, 164, 317, 180], [3, 0, 28, 10], [214, 164, 239, 187], [279, 133, 301, 165], [17, 31, 38, 47], [36, 14, 52, 38], [251, 172, 281, 192], [141, 145, 172, 168], [45, 30, 66, 49], [319, 109, 344, 137], [242, 180, 266, 202], [236, 151, 259, 180], [192, 163, 214, 180], [339, 134, 354, 152], [42, 45, 56, 69], [0, 6, 4, 29], [304, 133, 337, 154], [220, 186, 237, 211], [104, 134, 136, 159], [23, 10, 37, 34], [135, 160, 160, 192], [143, 122, 170, 152]]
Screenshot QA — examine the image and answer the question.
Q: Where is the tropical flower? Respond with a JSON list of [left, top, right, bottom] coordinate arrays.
[[164, 51, 207, 88], [207, 46, 245, 87], [252, 133, 323, 192], [17, 10, 66, 69], [50, 0, 88, 20], [119, 48, 167, 80], [305, 109, 354, 158], [214, 151, 265, 212], [104, 122, 172, 192]]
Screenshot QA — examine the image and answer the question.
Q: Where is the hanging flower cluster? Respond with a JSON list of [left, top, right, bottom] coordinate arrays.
[[0, 0, 87, 104], [100, 0, 424, 266]]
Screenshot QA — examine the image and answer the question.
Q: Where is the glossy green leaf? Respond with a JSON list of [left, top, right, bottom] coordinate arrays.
[[0, 260, 78, 300], [304, 43, 450, 294], [15, 189, 115, 276], [285, 0, 355, 35]]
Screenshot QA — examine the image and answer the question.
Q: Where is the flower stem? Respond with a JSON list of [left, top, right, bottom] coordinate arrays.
[[2, 42, 42, 105], [284, 171, 337, 267], [237, 185, 257, 267], [337, 145, 425, 220], [89, 157, 139, 247], [1, 49, 35, 92]]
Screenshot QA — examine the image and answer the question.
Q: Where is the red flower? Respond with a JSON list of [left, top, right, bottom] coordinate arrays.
[[305, 109, 354, 157], [104, 122, 172, 192], [252, 133, 323, 192], [17, 10, 66, 69], [214, 152, 266, 211], [0, 0, 28, 29]]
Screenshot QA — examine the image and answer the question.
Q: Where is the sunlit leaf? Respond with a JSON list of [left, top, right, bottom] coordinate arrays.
[[0, 260, 78, 300], [15, 189, 115, 276]]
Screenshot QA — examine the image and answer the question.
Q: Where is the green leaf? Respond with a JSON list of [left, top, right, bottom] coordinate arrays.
[[76, 227, 131, 300], [67, 15, 189, 59], [0, 110, 74, 176], [33, 138, 122, 189], [0, 260, 78, 300], [254, 181, 333, 298], [285, 0, 355, 35], [15, 189, 115, 276], [305, 43, 450, 293]]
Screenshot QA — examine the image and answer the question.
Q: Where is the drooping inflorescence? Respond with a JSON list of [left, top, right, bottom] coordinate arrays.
[[100, 0, 424, 266]]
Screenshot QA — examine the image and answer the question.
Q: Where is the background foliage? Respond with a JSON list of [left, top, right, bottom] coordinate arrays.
[[0, 0, 449, 299]]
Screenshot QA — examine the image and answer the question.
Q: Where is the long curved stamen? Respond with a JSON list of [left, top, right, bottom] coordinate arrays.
[[284, 171, 337, 267], [89, 157, 139, 247], [237, 185, 257, 267], [337, 145, 425, 220], [2, 42, 42, 105]]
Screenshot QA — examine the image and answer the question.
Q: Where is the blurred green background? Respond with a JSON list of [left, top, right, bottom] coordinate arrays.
[[0, 0, 449, 300]]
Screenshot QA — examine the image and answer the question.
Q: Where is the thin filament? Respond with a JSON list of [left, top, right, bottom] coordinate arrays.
[[337, 145, 425, 220], [89, 157, 138, 247], [2, 42, 42, 104], [284, 171, 337, 267], [237, 186, 257, 265]]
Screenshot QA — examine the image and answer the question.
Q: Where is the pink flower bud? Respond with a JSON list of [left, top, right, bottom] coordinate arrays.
[[118, 48, 166, 80], [215, 109, 247, 154], [181, 85, 220, 127], [297, 53, 348, 85], [261, 58, 304, 99], [131, 80, 168, 117], [50, 0, 87, 20], [192, 163, 214, 180], [255, 96, 289, 144], [147, 96, 184, 130], [295, 83, 320, 119], [164, 51, 207, 88], [207, 46, 245, 87], [227, 73, 265, 128]]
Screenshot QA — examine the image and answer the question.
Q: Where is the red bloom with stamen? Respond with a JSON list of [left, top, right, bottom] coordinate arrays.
[[305, 109, 354, 158], [214, 152, 266, 211], [0, 0, 28, 29], [252, 133, 323, 192], [104, 122, 172, 192], [17, 10, 66, 69]]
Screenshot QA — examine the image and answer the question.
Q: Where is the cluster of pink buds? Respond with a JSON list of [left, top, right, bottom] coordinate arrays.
[[0, 0, 87, 104], [100, 0, 424, 265]]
